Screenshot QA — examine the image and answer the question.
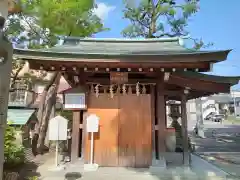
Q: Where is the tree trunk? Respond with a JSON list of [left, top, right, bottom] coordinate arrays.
[[32, 72, 61, 155], [44, 103, 56, 149], [10, 66, 22, 89], [35, 72, 58, 133], [38, 73, 61, 153]]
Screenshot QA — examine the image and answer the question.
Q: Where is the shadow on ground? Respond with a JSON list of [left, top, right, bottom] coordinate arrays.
[[19, 162, 41, 179]]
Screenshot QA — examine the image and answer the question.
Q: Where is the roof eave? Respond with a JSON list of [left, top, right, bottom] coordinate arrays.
[[174, 71, 240, 85], [13, 48, 232, 63], [213, 49, 232, 62]]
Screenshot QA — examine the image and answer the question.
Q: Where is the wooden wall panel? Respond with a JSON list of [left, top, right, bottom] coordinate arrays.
[[86, 93, 152, 167], [85, 94, 119, 166], [118, 94, 152, 168], [118, 94, 138, 167], [135, 94, 152, 167]]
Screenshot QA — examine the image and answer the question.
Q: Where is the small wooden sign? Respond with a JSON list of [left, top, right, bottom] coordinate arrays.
[[86, 114, 99, 133], [110, 72, 128, 83], [49, 116, 68, 141], [64, 93, 86, 110]]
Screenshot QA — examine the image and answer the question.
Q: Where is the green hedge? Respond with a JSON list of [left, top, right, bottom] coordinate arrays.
[[4, 122, 25, 168]]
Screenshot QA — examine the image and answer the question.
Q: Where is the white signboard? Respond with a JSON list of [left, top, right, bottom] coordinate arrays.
[[86, 114, 99, 133], [64, 93, 86, 109], [49, 115, 68, 141]]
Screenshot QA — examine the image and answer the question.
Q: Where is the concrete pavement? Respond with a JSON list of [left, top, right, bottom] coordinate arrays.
[[190, 122, 240, 153], [197, 153, 240, 178], [35, 122, 240, 180], [189, 123, 240, 179], [36, 154, 237, 180]]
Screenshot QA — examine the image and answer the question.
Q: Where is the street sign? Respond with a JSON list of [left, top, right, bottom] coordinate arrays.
[[86, 114, 99, 133], [49, 115, 68, 141]]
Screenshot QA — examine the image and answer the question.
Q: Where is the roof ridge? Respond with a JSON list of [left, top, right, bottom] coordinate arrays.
[[61, 36, 189, 43]]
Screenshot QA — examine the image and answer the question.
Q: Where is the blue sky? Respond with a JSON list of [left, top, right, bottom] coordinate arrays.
[[94, 0, 240, 82]]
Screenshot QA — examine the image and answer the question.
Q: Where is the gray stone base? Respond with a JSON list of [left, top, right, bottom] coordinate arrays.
[[149, 158, 166, 173], [198, 128, 205, 138], [84, 163, 99, 172], [164, 152, 183, 165]]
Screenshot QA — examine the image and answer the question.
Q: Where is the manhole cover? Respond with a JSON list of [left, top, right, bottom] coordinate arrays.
[[65, 172, 82, 180]]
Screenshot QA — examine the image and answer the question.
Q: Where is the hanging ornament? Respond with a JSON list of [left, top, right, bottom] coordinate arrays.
[[110, 85, 114, 98], [95, 84, 99, 97], [142, 85, 147, 94], [90, 84, 94, 93], [128, 85, 132, 94], [136, 83, 140, 96], [122, 84, 127, 95]]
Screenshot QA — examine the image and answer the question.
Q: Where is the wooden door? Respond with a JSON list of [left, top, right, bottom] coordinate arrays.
[[85, 93, 152, 167], [118, 94, 152, 168], [84, 93, 119, 166]]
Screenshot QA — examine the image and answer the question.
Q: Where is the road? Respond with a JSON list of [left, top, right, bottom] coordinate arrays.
[[189, 122, 240, 178], [190, 122, 240, 152]]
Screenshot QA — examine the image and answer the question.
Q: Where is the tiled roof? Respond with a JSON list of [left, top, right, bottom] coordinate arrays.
[[13, 37, 231, 63]]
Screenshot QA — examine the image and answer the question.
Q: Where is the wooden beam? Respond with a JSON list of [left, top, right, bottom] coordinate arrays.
[[62, 73, 75, 87], [181, 93, 190, 166], [71, 111, 80, 162], [164, 90, 184, 96], [28, 60, 210, 71], [65, 73, 231, 95], [168, 75, 230, 93], [86, 77, 156, 85], [156, 77, 166, 156]]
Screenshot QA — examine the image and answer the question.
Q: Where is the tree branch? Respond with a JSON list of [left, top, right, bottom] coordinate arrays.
[[10, 66, 23, 89], [124, 7, 150, 29], [20, 13, 51, 45], [154, 32, 186, 38]]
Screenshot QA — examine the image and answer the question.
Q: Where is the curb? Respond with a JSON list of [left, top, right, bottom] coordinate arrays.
[[200, 152, 240, 155], [191, 153, 230, 177]]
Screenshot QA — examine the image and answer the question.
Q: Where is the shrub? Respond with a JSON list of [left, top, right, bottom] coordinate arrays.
[[4, 122, 25, 168]]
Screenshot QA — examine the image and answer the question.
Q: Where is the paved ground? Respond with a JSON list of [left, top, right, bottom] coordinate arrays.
[[33, 154, 237, 180], [198, 153, 240, 178], [190, 123, 240, 152], [22, 122, 240, 180], [189, 122, 240, 179], [40, 166, 236, 180]]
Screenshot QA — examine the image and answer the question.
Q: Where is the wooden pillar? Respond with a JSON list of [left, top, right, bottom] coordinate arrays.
[[81, 111, 88, 160], [156, 80, 166, 159], [150, 85, 156, 161], [71, 111, 80, 162], [181, 93, 190, 166]]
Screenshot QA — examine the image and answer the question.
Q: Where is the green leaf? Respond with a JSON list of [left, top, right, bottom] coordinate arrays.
[[168, 8, 176, 16], [121, 0, 209, 49], [6, 0, 110, 89]]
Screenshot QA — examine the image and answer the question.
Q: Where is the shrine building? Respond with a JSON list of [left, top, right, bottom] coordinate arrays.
[[13, 37, 240, 168]]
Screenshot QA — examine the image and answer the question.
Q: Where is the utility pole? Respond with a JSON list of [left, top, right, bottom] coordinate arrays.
[[232, 90, 237, 117]]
